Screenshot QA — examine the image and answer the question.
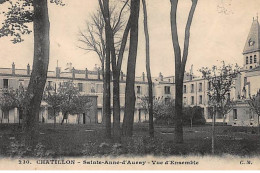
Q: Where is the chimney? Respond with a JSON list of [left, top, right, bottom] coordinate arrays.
[[27, 64, 30, 75], [56, 67, 60, 78], [142, 72, 145, 82], [120, 71, 124, 81], [97, 68, 101, 80], [85, 68, 88, 79], [159, 72, 163, 81], [72, 67, 75, 79], [12, 62, 15, 75]]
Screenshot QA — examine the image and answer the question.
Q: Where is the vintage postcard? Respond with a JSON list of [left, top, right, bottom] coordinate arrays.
[[0, 0, 260, 170]]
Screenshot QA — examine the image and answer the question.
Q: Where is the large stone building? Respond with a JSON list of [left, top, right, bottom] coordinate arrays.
[[0, 18, 260, 126]]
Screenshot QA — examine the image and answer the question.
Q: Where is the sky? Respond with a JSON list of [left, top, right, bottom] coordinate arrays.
[[0, 0, 260, 77]]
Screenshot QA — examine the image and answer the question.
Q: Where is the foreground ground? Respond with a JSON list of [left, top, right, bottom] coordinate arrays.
[[0, 123, 260, 157]]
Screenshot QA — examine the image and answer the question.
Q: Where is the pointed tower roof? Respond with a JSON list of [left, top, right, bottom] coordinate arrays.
[[243, 17, 260, 54]]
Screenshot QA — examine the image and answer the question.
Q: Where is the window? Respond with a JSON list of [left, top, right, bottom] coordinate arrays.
[[207, 82, 211, 90], [254, 55, 257, 63], [208, 107, 213, 119], [227, 93, 230, 100], [48, 81, 52, 87], [78, 83, 83, 92], [164, 86, 171, 94], [250, 56, 252, 64], [3, 79, 8, 88], [137, 86, 141, 94], [3, 110, 9, 119], [199, 95, 202, 104], [199, 83, 202, 92], [191, 96, 194, 105], [183, 85, 187, 93], [91, 83, 95, 93], [250, 66, 253, 69], [246, 57, 248, 64], [183, 97, 187, 105], [191, 84, 194, 93], [48, 107, 54, 120], [233, 109, 237, 120]]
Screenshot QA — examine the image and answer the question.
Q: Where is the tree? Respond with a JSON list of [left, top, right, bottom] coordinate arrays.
[[43, 85, 63, 128], [78, 3, 128, 126], [99, 0, 131, 141], [0, 0, 64, 146], [141, 0, 154, 138], [0, 87, 27, 124], [58, 81, 80, 125], [122, 0, 140, 137], [247, 90, 260, 134], [183, 106, 205, 128], [170, 0, 198, 143], [0, 89, 16, 123], [200, 61, 240, 154]]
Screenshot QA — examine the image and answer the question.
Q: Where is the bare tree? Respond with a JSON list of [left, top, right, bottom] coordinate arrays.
[[78, 3, 128, 127], [99, 0, 131, 141], [122, 0, 140, 137], [170, 0, 198, 143], [142, 0, 154, 138]]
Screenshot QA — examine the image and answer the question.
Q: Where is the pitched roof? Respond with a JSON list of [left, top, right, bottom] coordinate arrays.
[[243, 18, 260, 54]]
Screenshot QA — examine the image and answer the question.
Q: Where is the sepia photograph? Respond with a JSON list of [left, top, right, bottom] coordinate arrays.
[[0, 0, 260, 170]]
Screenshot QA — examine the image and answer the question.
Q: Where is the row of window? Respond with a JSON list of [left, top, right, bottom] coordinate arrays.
[[183, 95, 203, 105], [246, 55, 257, 64], [183, 83, 204, 93]]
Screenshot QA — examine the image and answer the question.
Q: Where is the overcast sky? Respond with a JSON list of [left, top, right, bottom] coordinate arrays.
[[0, 0, 260, 77]]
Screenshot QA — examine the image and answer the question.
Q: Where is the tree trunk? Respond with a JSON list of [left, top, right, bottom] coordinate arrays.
[[122, 0, 140, 137], [212, 106, 216, 154], [175, 80, 184, 143], [54, 109, 56, 128], [257, 115, 260, 134], [61, 112, 67, 125], [83, 112, 86, 124], [23, 0, 50, 147], [112, 74, 121, 141], [170, 0, 197, 144], [101, 0, 112, 139], [102, 60, 106, 125], [142, 0, 154, 138], [1, 111, 3, 123]]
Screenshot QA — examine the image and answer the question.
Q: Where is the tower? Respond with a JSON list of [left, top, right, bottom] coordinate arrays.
[[243, 16, 260, 70]]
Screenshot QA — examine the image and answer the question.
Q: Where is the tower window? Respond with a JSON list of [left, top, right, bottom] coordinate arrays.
[[246, 57, 248, 64], [254, 55, 257, 63], [250, 56, 252, 64]]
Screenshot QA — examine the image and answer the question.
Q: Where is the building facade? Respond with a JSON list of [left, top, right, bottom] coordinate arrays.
[[1, 18, 260, 126]]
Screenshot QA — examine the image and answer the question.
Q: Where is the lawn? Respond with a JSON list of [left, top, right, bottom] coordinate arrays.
[[0, 123, 259, 157]]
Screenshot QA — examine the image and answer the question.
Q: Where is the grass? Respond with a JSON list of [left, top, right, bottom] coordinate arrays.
[[0, 123, 259, 157]]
